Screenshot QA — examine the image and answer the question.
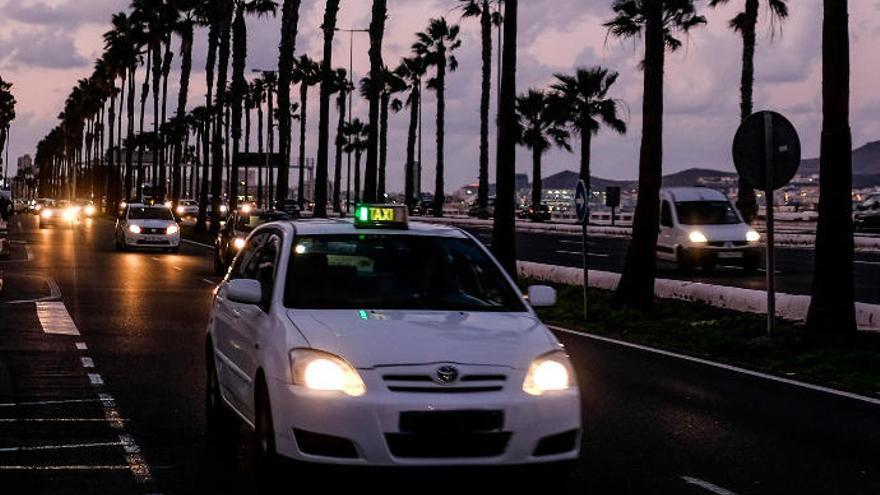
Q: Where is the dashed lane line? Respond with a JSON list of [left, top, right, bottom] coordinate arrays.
[[87, 373, 104, 386], [36, 301, 80, 335], [556, 250, 610, 257], [81, 357, 95, 368], [0, 418, 129, 423], [681, 476, 740, 495], [0, 441, 124, 453], [75, 342, 88, 350]]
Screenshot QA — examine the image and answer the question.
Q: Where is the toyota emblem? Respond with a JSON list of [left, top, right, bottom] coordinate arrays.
[[435, 365, 459, 384]]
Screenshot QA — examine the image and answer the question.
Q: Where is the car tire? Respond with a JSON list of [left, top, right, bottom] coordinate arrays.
[[205, 347, 235, 441], [743, 254, 760, 273], [254, 377, 279, 478]]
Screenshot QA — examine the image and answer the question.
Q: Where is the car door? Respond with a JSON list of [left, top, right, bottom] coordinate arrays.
[[214, 232, 267, 417], [657, 200, 676, 260]]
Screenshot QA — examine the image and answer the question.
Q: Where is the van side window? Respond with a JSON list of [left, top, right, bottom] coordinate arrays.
[[660, 201, 673, 227]]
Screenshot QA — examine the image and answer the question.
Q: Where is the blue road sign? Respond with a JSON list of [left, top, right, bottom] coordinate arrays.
[[575, 180, 588, 224]]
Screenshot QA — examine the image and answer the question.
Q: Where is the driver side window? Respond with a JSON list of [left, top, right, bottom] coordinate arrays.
[[231, 233, 267, 280]]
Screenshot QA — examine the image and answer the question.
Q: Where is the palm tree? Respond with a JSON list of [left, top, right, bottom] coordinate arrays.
[[276, 0, 303, 207], [458, 0, 501, 213], [230, 0, 278, 211], [515, 89, 571, 220], [292, 54, 321, 209], [807, 0, 855, 337], [413, 17, 462, 218], [361, 68, 406, 199], [0, 77, 16, 182], [249, 77, 266, 205], [170, 0, 199, 205], [342, 118, 369, 204], [363, 0, 388, 203], [549, 67, 627, 187], [195, 0, 220, 231], [709, 0, 789, 223], [491, 0, 517, 277], [314, 0, 341, 218], [606, 0, 706, 311], [331, 68, 352, 214], [209, 0, 234, 235], [393, 56, 427, 210]]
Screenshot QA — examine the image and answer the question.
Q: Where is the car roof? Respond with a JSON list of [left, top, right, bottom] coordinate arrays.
[[264, 218, 470, 238], [661, 187, 729, 202], [127, 203, 170, 209]]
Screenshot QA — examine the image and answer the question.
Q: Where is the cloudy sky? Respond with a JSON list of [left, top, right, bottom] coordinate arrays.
[[1, 0, 879, 192]]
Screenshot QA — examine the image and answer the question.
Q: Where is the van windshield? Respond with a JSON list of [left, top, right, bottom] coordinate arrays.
[[675, 201, 741, 225]]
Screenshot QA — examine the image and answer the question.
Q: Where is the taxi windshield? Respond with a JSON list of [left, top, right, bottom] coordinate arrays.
[[675, 201, 741, 225], [284, 234, 526, 312], [129, 207, 174, 221]]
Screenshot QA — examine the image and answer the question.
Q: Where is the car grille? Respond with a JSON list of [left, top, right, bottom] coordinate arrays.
[[140, 227, 167, 235], [382, 373, 507, 393], [387, 410, 509, 458], [707, 240, 748, 247]]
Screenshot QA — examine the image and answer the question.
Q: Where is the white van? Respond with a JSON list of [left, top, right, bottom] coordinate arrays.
[[657, 187, 762, 272]]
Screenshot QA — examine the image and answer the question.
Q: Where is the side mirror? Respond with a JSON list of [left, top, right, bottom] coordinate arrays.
[[226, 279, 262, 305], [527, 285, 557, 308]]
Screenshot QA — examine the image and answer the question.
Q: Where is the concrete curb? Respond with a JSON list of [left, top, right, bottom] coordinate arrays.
[[518, 260, 880, 333]]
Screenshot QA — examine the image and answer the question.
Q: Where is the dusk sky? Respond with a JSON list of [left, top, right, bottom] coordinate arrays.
[[1, 0, 879, 192]]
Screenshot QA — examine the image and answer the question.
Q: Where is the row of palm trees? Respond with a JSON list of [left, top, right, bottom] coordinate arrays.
[[32, 0, 855, 337], [0, 77, 15, 181]]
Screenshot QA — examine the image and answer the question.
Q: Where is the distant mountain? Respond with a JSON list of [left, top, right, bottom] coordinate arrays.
[[536, 168, 737, 191], [540, 170, 630, 191], [800, 140, 880, 176]]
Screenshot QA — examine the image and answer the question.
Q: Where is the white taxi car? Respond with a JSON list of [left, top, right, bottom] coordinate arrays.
[[205, 205, 581, 468], [114, 203, 181, 253]]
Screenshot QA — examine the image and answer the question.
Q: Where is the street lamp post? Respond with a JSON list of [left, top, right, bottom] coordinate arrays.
[[335, 28, 368, 213], [253, 69, 276, 209]]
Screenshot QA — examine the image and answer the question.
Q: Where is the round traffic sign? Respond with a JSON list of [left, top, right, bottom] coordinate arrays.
[[575, 180, 588, 224], [732, 111, 801, 191]]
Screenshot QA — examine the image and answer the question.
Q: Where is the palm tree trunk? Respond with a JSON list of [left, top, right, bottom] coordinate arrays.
[[432, 59, 446, 218], [245, 102, 251, 198], [268, 86, 275, 205], [531, 147, 542, 214], [477, 0, 492, 210], [333, 91, 346, 214], [136, 50, 151, 200], [106, 84, 117, 212], [172, 24, 193, 204], [354, 149, 362, 204], [379, 91, 389, 199], [197, 23, 219, 232], [158, 37, 173, 202], [364, 0, 387, 203], [297, 84, 308, 208], [315, 0, 340, 218], [579, 129, 592, 184], [230, 3, 247, 212], [614, 0, 664, 311], [257, 104, 264, 207], [491, 0, 517, 278], [735, 0, 759, 223], [211, 6, 233, 235], [807, 0, 856, 336], [404, 84, 419, 209], [151, 40, 162, 200], [277, 0, 302, 207]]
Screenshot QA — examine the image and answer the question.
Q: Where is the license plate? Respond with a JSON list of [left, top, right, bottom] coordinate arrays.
[[143, 235, 163, 242], [718, 252, 743, 259]]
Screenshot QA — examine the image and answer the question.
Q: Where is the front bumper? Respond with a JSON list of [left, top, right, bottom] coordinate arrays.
[[124, 232, 180, 247], [268, 371, 581, 467], [681, 244, 761, 264]]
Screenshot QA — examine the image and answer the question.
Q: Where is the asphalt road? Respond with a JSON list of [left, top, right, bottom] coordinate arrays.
[[456, 225, 880, 304], [1, 213, 878, 494]]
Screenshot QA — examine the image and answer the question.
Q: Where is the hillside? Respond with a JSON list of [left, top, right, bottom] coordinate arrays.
[[801, 140, 880, 176], [537, 168, 737, 191]]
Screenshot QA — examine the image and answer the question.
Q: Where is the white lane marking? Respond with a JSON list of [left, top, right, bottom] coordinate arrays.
[[0, 398, 102, 408], [120, 434, 154, 484], [181, 238, 213, 249], [0, 465, 131, 471], [75, 342, 88, 350], [681, 476, 739, 495], [45, 277, 62, 298], [201, 278, 217, 286], [559, 239, 596, 247], [25, 245, 33, 261], [854, 260, 880, 266], [0, 440, 123, 453], [87, 373, 104, 386], [556, 250, 610, 257], [0, 418, 129, 423], [551, 325, 880, 407], [80, 357, 94, 368], [35, 302, 80, 336], [151, 257, 160, 262]]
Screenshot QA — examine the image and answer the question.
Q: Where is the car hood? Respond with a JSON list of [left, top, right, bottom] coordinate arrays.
[[286, 309, 556, 369], [129, 219, 175, 229], [682, 223, 753, 242]]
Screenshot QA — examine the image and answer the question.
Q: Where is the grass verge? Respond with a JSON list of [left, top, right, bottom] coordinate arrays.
[[531, 281, 880, 398]]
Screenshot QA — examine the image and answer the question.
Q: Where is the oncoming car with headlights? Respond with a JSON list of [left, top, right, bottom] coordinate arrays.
[[114, 203, 181, 252], [38, 200, 78, 229], [657, 187, 762, 272], [205, 205, 581, 470], [214, 208, 291, 274]]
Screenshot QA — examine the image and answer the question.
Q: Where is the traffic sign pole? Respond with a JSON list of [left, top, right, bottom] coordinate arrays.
[[581, 218, 588, 320], [764, 112, 776, 336], [575, 180, 589, 320]]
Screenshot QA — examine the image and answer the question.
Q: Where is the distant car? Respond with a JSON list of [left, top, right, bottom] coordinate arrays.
[[114, 203, 180, 253], [13, 199, 28, 214], [176, 199, 200, 218], [518, 204, 551, 222], [657, 187, 762, 272], [854, 194, 880, 232], [278, 199, 302, 219], [214, 209, 291, 273], [39, 200, 77, 229], [32, 198, 54, 215], [74, 200, 97, 218]]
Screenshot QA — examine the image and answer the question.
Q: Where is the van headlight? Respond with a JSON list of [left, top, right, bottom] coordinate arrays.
[[523, 351, 575, 396], [290, 349, 366, 397], [688, 231, 708, 244], [166, 224, 179, 235], [746, 230, 760, 243], [128, 224, 141, 234]]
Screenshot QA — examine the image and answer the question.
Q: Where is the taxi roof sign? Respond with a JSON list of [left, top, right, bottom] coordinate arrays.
[[353, 204, 408, 229]]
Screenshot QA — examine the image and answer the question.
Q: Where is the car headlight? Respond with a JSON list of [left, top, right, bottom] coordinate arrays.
[[289, 349, 366, 397], [746, 230, 760, 243], [220, 205, 228, 213], [129, 224, 142, 234], [62, 208, 76, 221], [688, 231, 708, 244], [176, 206, 185, 215], [84, 205, 96, 216], [166, 224, 179, 235], [233, 237, 246, 250], [41, 210, 52, 218], [523, 351, 575, 396]]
